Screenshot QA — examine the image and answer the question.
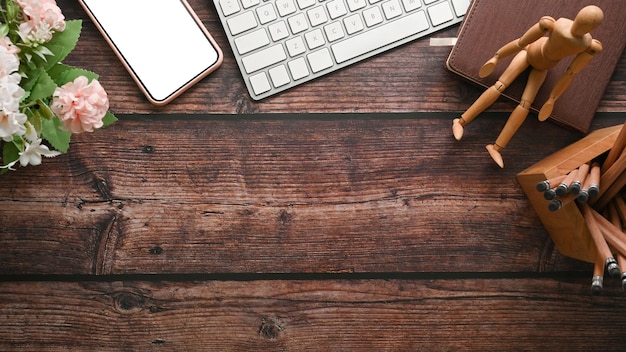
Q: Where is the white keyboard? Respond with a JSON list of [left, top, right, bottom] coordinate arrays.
[[214, 0, 470, 100]]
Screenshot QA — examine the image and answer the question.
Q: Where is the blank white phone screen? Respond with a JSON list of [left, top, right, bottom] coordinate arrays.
[[82, 0, 220, 102]]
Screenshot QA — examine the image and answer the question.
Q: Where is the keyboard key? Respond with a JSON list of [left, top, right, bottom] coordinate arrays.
[[226, 11, 257, 35], [363, 6, 383, 27], [401, 0, 421, 12], [288, 57, 310, 80], [241, 0, 260, 9], [326, 0, 347, 19], [249, 72, 271, 95], [288, 13, 309, 34], [332, 10, 429, 63], [324, 22, 345, 42], [382, 0, 403, 19], [219, 0, 240, 16], [242, 44, 287, 73], [307, 48, 333, 73], [347, 0, 367, 12], [286, 36, 306, 56], [276, 0, 297, 16], [344, 13, 364, 34], [296, 0, 316, 9], [269, 21, 290, 41], [269, 65, 291, 87], [305, 29, 326, 49], [234, 28, 270, 55], [257, 3, 278, 24], [451, 0, 470, 17], [427, 2, 454, 26], [307, 6, 328, 27]]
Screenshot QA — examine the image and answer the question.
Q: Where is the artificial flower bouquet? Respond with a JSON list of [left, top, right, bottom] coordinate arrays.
[[0, 0, 116, 172]]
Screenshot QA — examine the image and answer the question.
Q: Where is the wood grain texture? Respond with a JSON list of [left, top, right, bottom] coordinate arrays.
[[2, 279, 626, 351], [1, 1, 626, 349], [3, 114, 623, 275]]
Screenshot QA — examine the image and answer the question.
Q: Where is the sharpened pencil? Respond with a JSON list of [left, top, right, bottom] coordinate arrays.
[[581, 203, 620, 276]]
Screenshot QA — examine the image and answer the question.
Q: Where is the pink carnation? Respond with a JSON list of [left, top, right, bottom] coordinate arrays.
[[51, 76, 109, 134], [17, 0, 66, 43]]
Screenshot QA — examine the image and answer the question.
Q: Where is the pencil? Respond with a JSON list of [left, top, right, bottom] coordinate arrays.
[[577, 163, 600, 202], [592, 168, 626, 211], [591, 252, 604, 295], [592, 152, 626, 205], [608, 203, 626, 290], [614, 196, 626, 224], [548, 193, 577, 212], [569, 163, 590, 195], [555, 169, 578, 196], [544, 188, 557, 200], [588, 205, 626, 271], [602, 121, 626, 172], [581, 203, 620, 276], [586, 162, 601, 199], [536, 174, 567, 192]]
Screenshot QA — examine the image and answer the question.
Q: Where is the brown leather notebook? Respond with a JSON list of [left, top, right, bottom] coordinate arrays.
[[446, 0, 626, 133]]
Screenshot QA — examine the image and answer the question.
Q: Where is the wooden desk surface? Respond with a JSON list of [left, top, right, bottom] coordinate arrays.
[[1, 0, 626, 350]]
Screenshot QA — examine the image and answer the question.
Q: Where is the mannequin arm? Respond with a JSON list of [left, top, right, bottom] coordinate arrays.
[[480, 16, 555, 77], [538, 39, 603, 121]]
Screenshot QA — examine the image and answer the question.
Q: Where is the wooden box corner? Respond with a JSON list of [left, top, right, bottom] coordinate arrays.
[[516, 125, 623, 263]]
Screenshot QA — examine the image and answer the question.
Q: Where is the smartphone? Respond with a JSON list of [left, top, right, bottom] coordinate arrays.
[[78, 0, 223, 105]]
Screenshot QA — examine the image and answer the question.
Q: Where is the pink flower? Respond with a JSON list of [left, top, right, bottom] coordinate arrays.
[[51, 76, 109, 134], [17, 0, 66, 43], [0, 37, 20, 55]]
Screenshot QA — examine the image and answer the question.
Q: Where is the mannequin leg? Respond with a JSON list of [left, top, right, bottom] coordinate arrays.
[[453, 51, 530, 140], [486, 68, 549, 168]]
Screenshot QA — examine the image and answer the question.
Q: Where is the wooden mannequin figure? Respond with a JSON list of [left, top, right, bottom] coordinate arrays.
[[452, 5, 604, 168]]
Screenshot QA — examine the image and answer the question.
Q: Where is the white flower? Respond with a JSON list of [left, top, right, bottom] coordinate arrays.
[[0, 73, 25, 113], [0, 46, 20, 77], [0, 67, 26, 141], [0, 110, 26, 142], [16, 122, 61, 166], [18, 137, 61, 166]]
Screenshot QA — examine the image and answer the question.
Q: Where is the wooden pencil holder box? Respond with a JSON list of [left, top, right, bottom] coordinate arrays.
[[516, 124, 623, 263]]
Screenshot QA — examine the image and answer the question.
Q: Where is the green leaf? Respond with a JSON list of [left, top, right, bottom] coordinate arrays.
[[27, 109, 42, 133], [44, 20, 82, 68], [1, 139, 21, 173], [28, 70, 56, 102], [48, 63, 99, 86], [102, 111, 118, 128], [20, 66, 43, 93], [0, 24, 9, 38], [41, 118, 71, 153]]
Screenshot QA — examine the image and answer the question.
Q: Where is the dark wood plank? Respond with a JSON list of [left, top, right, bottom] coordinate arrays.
[[2, 114, 622, 275], [57, 0, 626, 115], [1, 1, 625, 350], [1, 278, 626, 351]]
